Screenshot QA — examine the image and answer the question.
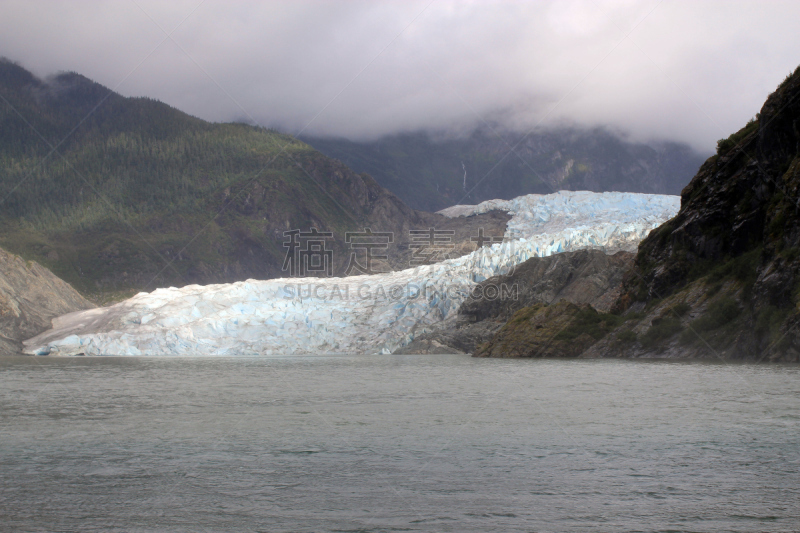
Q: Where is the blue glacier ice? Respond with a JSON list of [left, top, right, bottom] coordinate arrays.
[[24, 191, 680, 356]]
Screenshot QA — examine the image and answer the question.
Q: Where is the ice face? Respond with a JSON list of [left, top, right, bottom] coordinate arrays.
[[24, 191, 680, 356]]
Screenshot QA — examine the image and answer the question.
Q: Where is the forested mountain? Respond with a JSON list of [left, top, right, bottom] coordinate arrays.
[[0, 59, 495, 302], [303, 128, 708, 212]]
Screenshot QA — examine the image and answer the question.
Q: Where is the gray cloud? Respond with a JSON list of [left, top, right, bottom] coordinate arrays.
[[1, 0, 799, 151]]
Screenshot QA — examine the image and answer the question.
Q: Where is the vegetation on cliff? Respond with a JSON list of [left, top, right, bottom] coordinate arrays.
[[608, 64, 800, 361], [474, 302, 624, 358]]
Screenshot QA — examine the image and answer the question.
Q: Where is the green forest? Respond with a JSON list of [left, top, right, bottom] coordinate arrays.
[[0, 59, 379, 302]]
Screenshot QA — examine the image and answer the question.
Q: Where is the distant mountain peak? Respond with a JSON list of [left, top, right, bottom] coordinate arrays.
[[302, 127, 708, 212]]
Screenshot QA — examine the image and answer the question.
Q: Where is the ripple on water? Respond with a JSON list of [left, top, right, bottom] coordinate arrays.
[[1, 355, 799, 532]]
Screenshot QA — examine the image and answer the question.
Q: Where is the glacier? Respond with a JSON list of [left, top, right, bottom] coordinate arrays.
[[24, 191, 680, 356]]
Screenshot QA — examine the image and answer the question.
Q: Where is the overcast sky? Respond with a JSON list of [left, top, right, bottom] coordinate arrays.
[[2, 0, 799, 151]]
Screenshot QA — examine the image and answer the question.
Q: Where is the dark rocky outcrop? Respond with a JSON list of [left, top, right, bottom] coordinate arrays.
[[0, 246, 94, 355], [396, 249, 633, 354], [471, 65, 800, 362], [597, 65, 800, 362]]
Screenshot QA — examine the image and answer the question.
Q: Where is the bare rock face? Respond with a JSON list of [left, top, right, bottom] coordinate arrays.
[[396, 250, 633, 355], [460, 249, 634, 320], [0, 247, 94, 355], [605, 65, 800, 361]]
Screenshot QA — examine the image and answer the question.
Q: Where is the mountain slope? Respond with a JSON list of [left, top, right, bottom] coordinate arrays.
[[0, 59, 501, 302], [0, 245, 93, 355], [303, 128, 707, 212]]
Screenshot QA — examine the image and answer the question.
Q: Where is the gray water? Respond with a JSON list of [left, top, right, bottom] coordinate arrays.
[[1, 355, 799, 532]]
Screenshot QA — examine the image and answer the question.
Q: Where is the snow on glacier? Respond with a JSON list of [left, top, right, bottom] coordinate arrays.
[[24, 191, 680, 356]]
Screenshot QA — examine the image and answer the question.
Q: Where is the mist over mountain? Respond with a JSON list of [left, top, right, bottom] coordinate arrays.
[[0, 59, 479, 301], [3, 1, 800, 154], [304, 128, 707, 212]]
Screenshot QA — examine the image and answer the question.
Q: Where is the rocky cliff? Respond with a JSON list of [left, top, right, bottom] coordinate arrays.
[[0, 246, 94, 355], [597, 64, 800, 362], [473, 64, 800, 362]]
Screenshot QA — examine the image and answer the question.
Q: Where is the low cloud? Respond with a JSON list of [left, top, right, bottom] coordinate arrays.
[[2, 0, 799, 151]]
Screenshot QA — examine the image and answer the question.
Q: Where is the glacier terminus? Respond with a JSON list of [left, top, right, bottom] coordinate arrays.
[[24, 191, 680, 356]]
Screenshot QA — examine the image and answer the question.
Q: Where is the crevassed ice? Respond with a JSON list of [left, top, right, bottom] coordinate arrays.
[[24, 191, 680, 356]]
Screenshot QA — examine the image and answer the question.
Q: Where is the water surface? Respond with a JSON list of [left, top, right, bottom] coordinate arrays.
[[1, 355, 798, 532]]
